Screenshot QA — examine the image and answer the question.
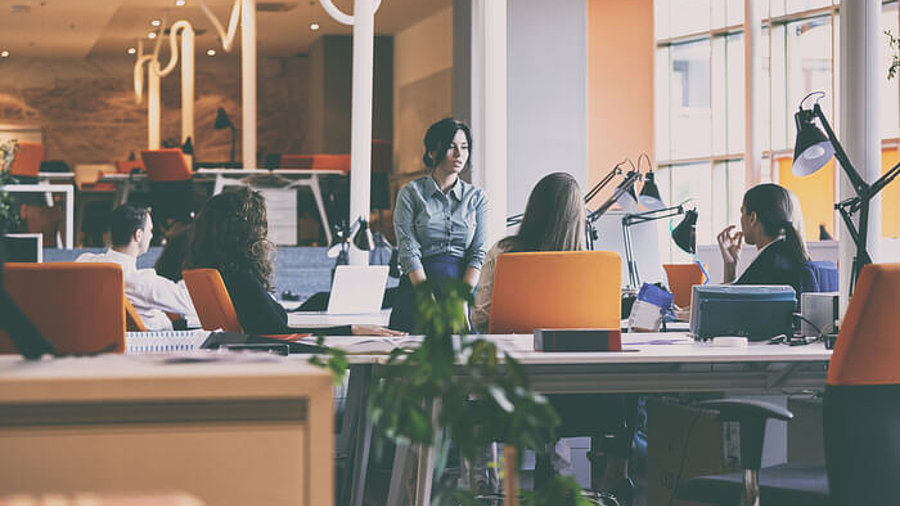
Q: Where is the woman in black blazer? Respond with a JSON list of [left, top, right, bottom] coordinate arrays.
[[184, 187, 403, 337], [717, 183, 813, 295]]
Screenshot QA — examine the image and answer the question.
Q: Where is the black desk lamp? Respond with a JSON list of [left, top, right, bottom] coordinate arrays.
[[792, 91, 900, 293], [585, 169, 642, 250], [214, 107, 237, 164], [327, 217, 375, 271], [622, 204, 697, 289]]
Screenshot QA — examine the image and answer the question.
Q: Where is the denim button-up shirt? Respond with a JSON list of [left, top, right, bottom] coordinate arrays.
[[393, 175, 488, 275]]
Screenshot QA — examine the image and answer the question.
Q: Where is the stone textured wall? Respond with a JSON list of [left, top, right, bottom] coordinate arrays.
[[0, 55, 310, 165]]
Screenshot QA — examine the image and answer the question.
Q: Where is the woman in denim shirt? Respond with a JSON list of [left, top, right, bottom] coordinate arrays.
[[389, 118, 487, 332]]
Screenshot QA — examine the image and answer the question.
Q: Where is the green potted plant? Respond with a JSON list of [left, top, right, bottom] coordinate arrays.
[[366, 280, 596, 506], [0, 139, 21, 235]]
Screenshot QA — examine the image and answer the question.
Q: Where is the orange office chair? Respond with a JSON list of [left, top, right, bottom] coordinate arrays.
[[115, 159, 145, 174], [125, 299, 146, 332], [663, 263, 706, 308], [182, 268, 243, 333], [7, 142, 44, 181], [489, 250, 621, 333], [0, 262, 126, 354], [488, 250, 623, 492], [140, 149, 194, 241]]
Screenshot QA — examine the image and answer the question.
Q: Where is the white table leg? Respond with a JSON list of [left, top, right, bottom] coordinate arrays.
[[64, 186, 73, 249], [213, 174, 226, 195]]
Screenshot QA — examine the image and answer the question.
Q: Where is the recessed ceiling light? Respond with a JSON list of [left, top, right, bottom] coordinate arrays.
[[151, 19, 161, 27], [0, 51, 9, 58], [309, 23, 320, 31], [175, 0, 186, 6], [148, 31, 157, 39], [127, 47, 136, 55], [206, 49, 216, 56]]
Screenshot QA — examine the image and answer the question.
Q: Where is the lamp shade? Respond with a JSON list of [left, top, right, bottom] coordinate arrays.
[[351, 219, 374, 251], [616, 176, 639, 212], [671, 209, 698, 254], [214, 107, 234, 130], [639, 171, 665, 210], [792, 109, 834, 176]]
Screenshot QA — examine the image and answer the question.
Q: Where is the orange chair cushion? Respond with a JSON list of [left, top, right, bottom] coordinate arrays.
[[279, 154, 351, 173], [489, 250, 621, 334], [7, 142, 44, 178], [828, 264, 900, 386], [663, 263, 707, 308], [182, 268, 243, 333], [140, 149, 192, 182], [125, 299, 146, 332], [0, 262, 125, 354]]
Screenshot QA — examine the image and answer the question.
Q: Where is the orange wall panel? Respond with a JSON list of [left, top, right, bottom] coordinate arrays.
[[882, 148, 900, 238], [587, 0, 655, 204], [778, 156, 835, 241]]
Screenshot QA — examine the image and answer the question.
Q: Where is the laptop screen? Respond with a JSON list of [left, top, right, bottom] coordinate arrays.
[[327, 265, 389, 314]]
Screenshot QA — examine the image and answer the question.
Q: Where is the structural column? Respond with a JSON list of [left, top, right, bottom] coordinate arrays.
[[744, 0, 763, 186], [148, 60, 161, 150], [348, 0, 376, 263], [241, 0, 257, 169], [469, 0, 507, 248], [839, 0, 880, 304]]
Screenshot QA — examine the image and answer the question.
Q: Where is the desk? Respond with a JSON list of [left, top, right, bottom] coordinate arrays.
[[36, 171, 75, 183], [100, 168, 344, 246], [2, 183, 74, 248], [0, 354, 333, 506], [338, 333, 832, 506]]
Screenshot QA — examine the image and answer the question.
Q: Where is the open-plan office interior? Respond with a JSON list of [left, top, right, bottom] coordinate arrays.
[[0, 1, 897, 505]]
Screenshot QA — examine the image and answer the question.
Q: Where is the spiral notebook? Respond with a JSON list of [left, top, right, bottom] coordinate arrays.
[[126, 330, 213, 354]]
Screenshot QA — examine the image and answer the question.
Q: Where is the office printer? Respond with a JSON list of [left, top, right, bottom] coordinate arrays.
[[689, 285, 796, 341]]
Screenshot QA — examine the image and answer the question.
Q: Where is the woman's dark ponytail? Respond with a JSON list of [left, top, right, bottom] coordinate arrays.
[[781, 220, 810, 263], [743, 184, 809, 263]]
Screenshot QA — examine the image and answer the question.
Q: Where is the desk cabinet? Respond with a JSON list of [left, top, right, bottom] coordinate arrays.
[[0, 355, 332, 506]]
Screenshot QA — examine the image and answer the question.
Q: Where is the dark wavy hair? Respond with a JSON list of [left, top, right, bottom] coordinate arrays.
[[500, 172, 585, 253], [743, 183, 809, 263], [422, 117, 472, 169], [184, 187, 276, 291]]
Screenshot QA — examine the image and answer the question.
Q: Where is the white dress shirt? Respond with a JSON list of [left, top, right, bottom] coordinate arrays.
[[76, 249, 198, 331]]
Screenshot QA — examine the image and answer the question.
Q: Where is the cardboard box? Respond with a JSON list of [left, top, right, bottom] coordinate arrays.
[[647, 399, 741, 506]]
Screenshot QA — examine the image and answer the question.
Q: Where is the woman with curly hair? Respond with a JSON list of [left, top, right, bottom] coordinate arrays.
[[184, 187, 403, 336]]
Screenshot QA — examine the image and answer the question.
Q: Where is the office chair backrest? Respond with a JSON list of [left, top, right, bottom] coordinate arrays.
[[182, 268, 243, 333], [7, 142, 44, 178], [489, 251, 621, 334], [115, 159, 145, 174], [125, 299, 146, 332], [801, 260, 839, 293], [824, 263, 900, 505], [0, 262, 126, 354], [140, 149, 192, 182], [663, 263, 706, 308], [827, 263, 900, 386]]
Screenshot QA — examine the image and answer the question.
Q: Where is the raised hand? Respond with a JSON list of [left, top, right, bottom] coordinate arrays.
[[717, 225, 743, 283]]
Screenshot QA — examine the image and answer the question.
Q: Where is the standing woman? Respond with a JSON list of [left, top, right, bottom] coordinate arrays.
[[390, 118, 488, 332]]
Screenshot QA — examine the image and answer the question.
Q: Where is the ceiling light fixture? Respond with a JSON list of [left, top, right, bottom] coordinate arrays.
[[206, 49, 216, 56], [310, 23, 320, 31], [151, 19, 161, 27], [127, 47, 137, 55], [0, 51, 9, 58], [148, 31, 157, 39], [175, 0, 186, 5]]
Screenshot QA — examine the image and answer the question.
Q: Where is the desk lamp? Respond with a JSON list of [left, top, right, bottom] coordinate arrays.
[[214, 107, 237, 164], [327, 217, 375, 270], [622, 204, 697, 290], [792, 91, 900, 293]]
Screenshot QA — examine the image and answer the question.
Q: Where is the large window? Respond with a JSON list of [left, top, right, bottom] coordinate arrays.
[[654, 0, 900, 251]]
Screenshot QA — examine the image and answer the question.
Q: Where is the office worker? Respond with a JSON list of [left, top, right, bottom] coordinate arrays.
[[390, 118, 488, 332], [718, 183, 812, 295], [77, 203, 198, 331], [472, 172, 636, 504], [184, 187, 403, 337]]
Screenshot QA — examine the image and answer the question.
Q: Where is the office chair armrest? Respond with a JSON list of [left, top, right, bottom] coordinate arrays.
[[699, 399, 793, 423]]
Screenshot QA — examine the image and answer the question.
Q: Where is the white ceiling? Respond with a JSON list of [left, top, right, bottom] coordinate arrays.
[[0, 0, 450, 58]]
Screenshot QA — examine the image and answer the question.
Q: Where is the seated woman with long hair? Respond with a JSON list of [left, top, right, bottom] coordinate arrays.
[[184, 187, 403, 336], [472, 172, 636, 505]]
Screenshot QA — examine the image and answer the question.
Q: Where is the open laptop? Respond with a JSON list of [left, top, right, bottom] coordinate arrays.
[[326, 265, 389, 314]]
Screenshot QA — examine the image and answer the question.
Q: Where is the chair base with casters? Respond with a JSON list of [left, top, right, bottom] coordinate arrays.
[[675, 399, 798, 506]]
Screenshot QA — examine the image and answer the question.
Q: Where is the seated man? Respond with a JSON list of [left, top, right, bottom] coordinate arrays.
[[77, 203, 198, 330]]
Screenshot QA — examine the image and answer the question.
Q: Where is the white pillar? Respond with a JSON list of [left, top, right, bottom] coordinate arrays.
[[839, 0, 880, 305], [744, 0, 762, 186], [241, 0, 257, 169], [148, 60, 161, 150], [470, 0, 507, 248], [348, 0, 376, 264], [181, 27, 195, 145]]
